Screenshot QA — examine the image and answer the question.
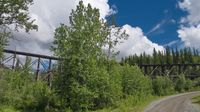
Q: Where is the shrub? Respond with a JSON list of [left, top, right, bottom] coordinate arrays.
[[86, 61, 123, 110], [193, 77, 200, 87], [53, 61, 123, 111], [175, 74, 186, 92], [107, 62, 123, 105], [87, 66, 113, 109], [152, 76, 174, 96], [0, 105, 20, 112], [175, 74, 194, 92], [20, 81, 54, 111], [185, 79, 193, 91], [121, 64, 152, 97], [0, 68, 56, 112]]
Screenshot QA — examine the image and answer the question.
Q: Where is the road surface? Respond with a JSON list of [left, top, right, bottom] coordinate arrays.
[[144, 91, 200, 112]]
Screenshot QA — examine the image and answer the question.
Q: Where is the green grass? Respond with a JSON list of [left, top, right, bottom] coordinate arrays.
[[92, 95, 162, 112], [0, 105, 21, 112], [192, 95, 200, 104], [190, 87, 200, 104]]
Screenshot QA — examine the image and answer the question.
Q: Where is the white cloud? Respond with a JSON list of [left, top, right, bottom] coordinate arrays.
[[8, 0, 164, 58], [163, 40, 179, 47], [179, 0, 200, 25], [178, 25, 200, 48], [147, 20, 166, 35], [8, 0, 113, 55], [82, 0, 117, 18], [178, 0, 200, 49], [115, 25, 164, 58]]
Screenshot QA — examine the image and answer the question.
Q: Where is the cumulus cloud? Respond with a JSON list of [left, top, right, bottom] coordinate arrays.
[[82, 0, 117, 17], [115, 25, 164, 58], [8, 0, 113, 55], [8, 0, 164, 58], [178, 25, 200, 48], [179, 0, 200, 25], [178, 0, 200, 49]]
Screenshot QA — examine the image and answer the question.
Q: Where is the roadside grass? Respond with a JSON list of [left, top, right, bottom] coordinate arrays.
[[192, 95, 200, 104], [93, 95, 162, 112], [0, 105, 20, 112], [191, 87, 200, 104], [93, 91, 200, 112]]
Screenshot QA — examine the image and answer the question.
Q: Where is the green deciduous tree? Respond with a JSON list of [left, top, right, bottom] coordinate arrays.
[[121, 64, 152, 97], [152, 76, 174, 96], [52, 1, 125, 111], [0, 0, 38, 58], [0, 0, 37, 31]]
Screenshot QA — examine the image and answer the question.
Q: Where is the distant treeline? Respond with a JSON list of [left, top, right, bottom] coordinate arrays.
[[122, 47, 200, 65]]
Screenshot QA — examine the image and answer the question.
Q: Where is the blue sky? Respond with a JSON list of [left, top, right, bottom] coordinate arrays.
[[108, 0, 186, 45], [9, 0, 200, 57]]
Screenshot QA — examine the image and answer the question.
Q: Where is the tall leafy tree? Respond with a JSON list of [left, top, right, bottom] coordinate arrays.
[[0, 0, 37, 31], [53, 1, 125, 111], [0, 0, 37, 58]]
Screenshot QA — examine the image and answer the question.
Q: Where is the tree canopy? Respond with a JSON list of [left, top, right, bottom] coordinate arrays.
[[0, 0, 37, 32], [0, 0, 37, 58]]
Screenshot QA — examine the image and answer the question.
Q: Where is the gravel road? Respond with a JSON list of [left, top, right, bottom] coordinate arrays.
[[144, 91, 200, 112]]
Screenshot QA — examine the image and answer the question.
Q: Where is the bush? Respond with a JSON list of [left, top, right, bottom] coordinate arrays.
[[0, 105, 20, 112], [107, 62, 123, 105], [175, 74, 194, 92], [193, 77, 200, 87], [20, 81, 54, 111], [0, 69, 57, 112], [152, 76, 174, 96], [86, 62, 123, 110], [185, 79, 193, 91], [87, 67, 113, 110], [121, 64, 152, 97], [53, 61, 123, 111], [175, 74, 186, 92]]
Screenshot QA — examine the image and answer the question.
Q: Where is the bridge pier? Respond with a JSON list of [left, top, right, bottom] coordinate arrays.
[[47, 59, 52, 87], [12, 53, 16, 69], [36, 57, 41, 81]]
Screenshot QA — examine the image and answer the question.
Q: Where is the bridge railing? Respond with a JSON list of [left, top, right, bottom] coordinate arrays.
[[0, 49, 60, 85], [139, 63, 200, 78], [2, 49, 200, 81]]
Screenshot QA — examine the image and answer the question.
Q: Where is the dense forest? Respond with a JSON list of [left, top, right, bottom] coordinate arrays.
[[121, 47, 200, 77], [122, 47, 200, 65], [1, 1, 200, 112]]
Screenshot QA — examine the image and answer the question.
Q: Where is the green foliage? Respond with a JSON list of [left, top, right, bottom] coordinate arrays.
[[192, 95, 200, 104], [52, 1, 109, 110], [193, 77, 200, 87], [0, 26, 9, 58], [121, 64, 152, 97], [93, 95, 160, 112], [0, 0, 37, 58], [175, 74, 194, 92], [0, 105, 20, 112], [0, 68, 57, 112], [185, 79, 193, 91], [107, 62, 123, 105], [20, 81, 52, 111], [0, 1, 198, 112], [52, 1, 126, 111], [123, 47, 198, 65], [0, 0, 38, 32], [53, 61, 123, 111], [175, 74, 186, 92], [152, 76, 174, 96]]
